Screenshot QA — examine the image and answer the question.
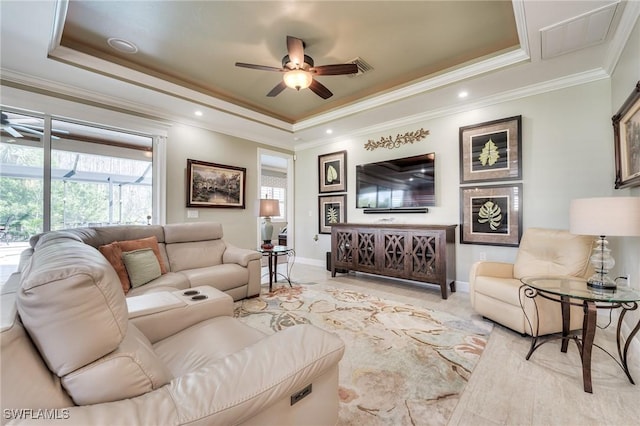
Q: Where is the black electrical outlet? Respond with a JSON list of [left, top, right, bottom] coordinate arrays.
[[290, 384, 312, 406]]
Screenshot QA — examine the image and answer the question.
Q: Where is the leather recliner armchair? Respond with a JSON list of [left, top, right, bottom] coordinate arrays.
[[469, 228, 594, 336], [2, 231, 345, 425]]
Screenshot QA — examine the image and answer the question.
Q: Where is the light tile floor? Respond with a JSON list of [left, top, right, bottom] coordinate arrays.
[[281, 263, 640, 426]]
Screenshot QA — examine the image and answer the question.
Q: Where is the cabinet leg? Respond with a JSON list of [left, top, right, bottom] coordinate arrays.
[[450, 280, 456, 293], [441, 284, 448, 300]]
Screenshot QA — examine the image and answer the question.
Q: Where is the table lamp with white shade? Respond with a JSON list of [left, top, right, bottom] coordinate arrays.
[[569, 197, 640, 290], [259, 199, 280, 249]]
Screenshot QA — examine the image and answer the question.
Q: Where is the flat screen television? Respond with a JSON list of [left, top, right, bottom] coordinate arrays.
[[356, 153, 435, 211]]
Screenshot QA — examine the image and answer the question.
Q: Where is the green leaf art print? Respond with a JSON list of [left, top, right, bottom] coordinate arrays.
[[477, 201, 502, 230], [478, 138, 500, 166], [326, 206, 339, 223], [326, 165, 338, 183]]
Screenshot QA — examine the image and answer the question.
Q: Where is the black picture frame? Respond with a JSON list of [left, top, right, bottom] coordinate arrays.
[[460, 184, 523, 247], [613, 81, 640, 189], [318, 150, 347, 193], [186, 159, 246, 208], [318, 194, 347, 234], [459, 115, 522, 184]]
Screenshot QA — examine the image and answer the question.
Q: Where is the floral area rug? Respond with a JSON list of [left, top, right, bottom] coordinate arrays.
[[234, 285, 492, 426]]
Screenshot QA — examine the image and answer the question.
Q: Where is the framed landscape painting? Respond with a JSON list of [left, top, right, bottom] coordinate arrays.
[[613, 81, 640, 189], [460, 184, 522, 247], [318, 150, 347, 193], [319, 194, 346, 234], [186, 159, 246, 208], [459, 116, 522, 184]]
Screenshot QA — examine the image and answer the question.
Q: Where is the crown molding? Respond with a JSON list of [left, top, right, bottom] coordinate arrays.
[[292, 47, 530, 132], [604, 0, 640, 75], [0, 69, 296, 149], [294, 68, 609, 152]]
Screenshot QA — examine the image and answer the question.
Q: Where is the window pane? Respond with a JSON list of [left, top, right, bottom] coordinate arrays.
[[0, 110, 44, 279], [261, 171, 287, 221], [50, 119, 153, 230]]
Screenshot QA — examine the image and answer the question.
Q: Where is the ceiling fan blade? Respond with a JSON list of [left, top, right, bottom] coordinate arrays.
[[235, 62, 285, 72], [11, 125, 61, 139], [311, 63, 358, 76], [286, 36, 305, 68], [267, 81, 287, 97], [2, 125, 22, 138], [12, 125, 44, 137], [13, 123, 70, 135], [309, 79, 333, 99]]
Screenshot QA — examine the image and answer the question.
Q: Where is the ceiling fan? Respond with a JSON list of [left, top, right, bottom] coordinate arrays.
[[1, 113, 68, 139], [235, 36, 358, 99]]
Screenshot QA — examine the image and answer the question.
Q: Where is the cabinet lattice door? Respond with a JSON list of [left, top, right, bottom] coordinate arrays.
[[383, 232, 406, 273], [355, 230, 376, 271], [335, 230, 354, 266], [410, 233, 438, 279]]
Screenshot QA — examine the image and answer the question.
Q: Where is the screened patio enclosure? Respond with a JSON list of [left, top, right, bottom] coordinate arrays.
[[1, 110, 154, 242]]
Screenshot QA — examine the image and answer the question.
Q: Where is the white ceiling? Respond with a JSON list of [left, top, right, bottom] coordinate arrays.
[[1, 1, 638, 151]]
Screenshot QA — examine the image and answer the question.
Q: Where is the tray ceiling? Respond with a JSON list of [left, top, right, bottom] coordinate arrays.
[[54, 1, 519, 124]]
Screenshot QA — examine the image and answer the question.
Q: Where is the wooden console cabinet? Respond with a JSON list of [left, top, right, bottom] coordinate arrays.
[[331, 223, 457, 299]]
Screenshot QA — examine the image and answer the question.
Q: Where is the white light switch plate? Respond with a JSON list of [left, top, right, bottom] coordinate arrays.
[[187, 210, 198, 218]]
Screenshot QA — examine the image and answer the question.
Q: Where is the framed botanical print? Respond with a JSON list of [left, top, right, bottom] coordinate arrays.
[[318, 150, 347, 193], [186, 159, 246, 208], [318, 194, 347, 234], [613, 81, 640, 189], [459, 115, 522, 184], [460, 184, 522, 247]]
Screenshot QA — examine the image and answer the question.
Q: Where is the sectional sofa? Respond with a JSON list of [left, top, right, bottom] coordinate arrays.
[[24, 221, 263, 300], [0, 222, 346, 424]]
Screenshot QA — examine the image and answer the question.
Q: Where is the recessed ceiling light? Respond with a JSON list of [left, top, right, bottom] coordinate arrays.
[[194, 110, 203, 117], [107, 37, 138, 54], [458, 91, 469, 98], [326, 129, 333, 134]]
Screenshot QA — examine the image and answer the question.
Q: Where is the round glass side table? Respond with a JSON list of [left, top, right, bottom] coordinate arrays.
[[257, 245, 294, 292], [519, 276, 640, 393]]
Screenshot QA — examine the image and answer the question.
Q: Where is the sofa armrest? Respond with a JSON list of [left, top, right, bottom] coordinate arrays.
[[57, 325, 345, 426], [223, 244, 262, 267], [127, 286, 234, 343], [469, 261, 514, 281], [469, 261, 514, 307]]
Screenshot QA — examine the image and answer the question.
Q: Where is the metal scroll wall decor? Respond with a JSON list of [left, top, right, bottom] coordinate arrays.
[[364, 128, 429, 151]]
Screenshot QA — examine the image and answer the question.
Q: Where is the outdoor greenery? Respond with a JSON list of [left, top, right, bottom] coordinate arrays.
[[0, 142, 152, 241]]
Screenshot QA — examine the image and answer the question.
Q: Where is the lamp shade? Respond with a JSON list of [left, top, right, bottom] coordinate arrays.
[[283, 70, 312, 91], [570, 197, 640, 237], [259, 199, 280, 217]]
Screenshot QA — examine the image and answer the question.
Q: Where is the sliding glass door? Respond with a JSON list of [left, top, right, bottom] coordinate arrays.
[[1, 109, 154, 280]]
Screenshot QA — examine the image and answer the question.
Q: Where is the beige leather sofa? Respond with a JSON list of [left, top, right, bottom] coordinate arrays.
[[24, 222, 262, 301], [1, 230, 345, 425], [469, 228, 594, 336]]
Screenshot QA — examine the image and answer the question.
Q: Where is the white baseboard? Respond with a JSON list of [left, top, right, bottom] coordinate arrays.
[[294, 257, 326, 268], [456, 280, 470, 293]]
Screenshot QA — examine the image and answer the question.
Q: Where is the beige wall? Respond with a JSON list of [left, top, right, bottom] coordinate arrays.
[[165, 124, 291, 249], [295, 80, 613, 278]]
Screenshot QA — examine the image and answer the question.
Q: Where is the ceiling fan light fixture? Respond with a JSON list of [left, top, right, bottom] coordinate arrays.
[[283, 69, 312, 91]]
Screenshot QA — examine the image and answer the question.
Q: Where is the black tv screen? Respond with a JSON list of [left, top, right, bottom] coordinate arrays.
[[356, 153, 435, 209]]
